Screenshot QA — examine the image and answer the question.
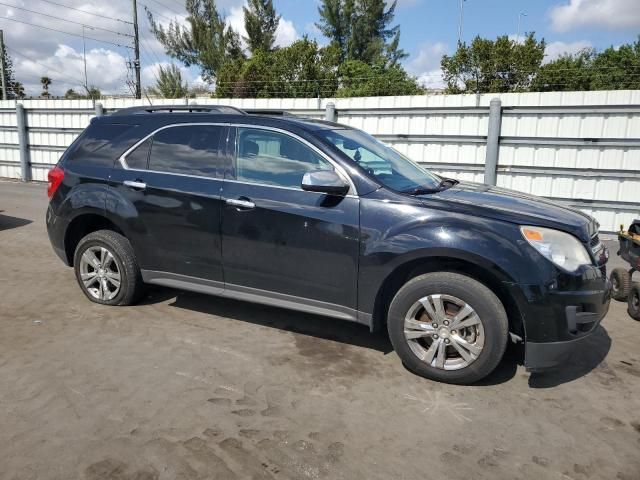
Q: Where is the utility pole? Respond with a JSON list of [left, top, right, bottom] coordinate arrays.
[[132, 0, 141, 99], [0, 30, 7, 100], [82, 25, 89, 94]]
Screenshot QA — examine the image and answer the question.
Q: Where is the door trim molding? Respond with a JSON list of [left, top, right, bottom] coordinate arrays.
[[141, 269, 371, 326]]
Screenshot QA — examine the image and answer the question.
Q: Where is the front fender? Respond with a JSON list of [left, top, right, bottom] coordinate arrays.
[[357, 196, 552, 315]]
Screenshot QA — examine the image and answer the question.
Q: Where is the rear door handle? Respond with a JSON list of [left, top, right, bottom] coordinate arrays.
[[226, 198, 255, 209], [123, 180, 146, 190]]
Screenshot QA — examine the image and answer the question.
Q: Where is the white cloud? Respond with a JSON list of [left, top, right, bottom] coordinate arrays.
[[275, 18, 299, 47], [550, 0, 640, 31], [16, 45, 130, 96], [406, 42, 448, 90], [544, 40, 593, 62], [226, 4, 298, 51]]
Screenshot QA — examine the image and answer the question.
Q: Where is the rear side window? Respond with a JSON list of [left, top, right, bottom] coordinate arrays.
[[147, 125, 224, 178], [67, 123, 133, 167], [125, 138, 151, 170]]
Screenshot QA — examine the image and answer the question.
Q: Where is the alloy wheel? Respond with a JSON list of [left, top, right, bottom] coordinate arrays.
[[403, 294, 485, 370], [79, 246, 121, 301]]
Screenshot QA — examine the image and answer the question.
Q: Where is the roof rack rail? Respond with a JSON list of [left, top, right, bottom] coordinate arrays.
[[245, 109, 297, 117], [112, 105, 247, 115]]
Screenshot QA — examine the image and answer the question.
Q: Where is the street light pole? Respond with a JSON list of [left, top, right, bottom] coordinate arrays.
[[458, 0, 466, 45], [517, 12, 527, 43]]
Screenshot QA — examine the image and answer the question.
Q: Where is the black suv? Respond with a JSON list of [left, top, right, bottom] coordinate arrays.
[[46, 106, 611, 384]]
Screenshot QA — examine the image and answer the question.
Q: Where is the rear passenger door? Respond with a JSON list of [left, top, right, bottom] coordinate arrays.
[[110, 123, 229, 284]]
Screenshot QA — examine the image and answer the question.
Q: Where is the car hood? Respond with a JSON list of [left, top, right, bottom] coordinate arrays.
[[418, 181, 598, 241]]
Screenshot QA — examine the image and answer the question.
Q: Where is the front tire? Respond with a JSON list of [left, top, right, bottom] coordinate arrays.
[[611, 268, 631, 301], [388, 272, 508, 384], [628, 283, 640, 321], [73, 230, 144, 306]]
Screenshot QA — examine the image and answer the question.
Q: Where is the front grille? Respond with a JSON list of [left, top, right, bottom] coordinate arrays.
[[590, 234, 600, 249]]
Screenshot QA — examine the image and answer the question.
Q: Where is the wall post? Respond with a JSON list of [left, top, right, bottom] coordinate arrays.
[[484, 97, 502, 185], [16, 103, 31, 182], [94, 102, 104, 117], [325, 102, 336, 122]]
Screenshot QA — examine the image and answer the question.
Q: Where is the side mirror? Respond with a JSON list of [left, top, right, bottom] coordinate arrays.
[[301, 170, 350, 196]]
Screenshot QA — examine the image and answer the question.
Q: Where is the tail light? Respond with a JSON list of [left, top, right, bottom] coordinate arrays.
[[47, 165, 65, 199]]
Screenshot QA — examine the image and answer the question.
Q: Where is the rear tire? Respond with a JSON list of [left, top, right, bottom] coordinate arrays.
[[628, 283, 640, 321], [387, 272, 508, 385], [73, 229, 144, 306], [611, 268, 631, 302]]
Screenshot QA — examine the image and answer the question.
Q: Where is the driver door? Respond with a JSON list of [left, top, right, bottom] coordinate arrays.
[[220, 126, 361, 314]]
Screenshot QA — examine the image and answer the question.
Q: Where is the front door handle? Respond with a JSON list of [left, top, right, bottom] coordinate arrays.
[[226, 198, 255, 209], [123, 180, 146, 190]]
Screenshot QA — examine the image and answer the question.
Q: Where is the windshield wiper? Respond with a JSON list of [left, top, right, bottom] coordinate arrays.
[[403, 178, 459, 196]]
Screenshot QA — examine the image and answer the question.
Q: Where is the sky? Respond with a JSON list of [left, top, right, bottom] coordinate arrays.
[[0, 0, 639, 97]]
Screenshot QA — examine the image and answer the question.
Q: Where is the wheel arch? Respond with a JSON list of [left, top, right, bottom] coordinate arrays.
[[370, 254, 525, 339], [63, 212, 125, 265]]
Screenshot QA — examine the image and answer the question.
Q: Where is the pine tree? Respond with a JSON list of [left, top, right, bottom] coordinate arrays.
[[147, 0, 245, 82], [243, 0, 280, 54], [1, 45, 16, 99], [316, 0, 406, 65]]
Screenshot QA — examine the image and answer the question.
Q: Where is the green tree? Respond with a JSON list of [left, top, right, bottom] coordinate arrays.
[[441, 33, 546, 93], [1, 45, 16, 99], [215, 38, 340, 98], [243, 0, 280, 54], [533, 49, 595, 92], [590, 39, 640, 90], [147, 0, 244, 82], [337, 60, 422, 97], [316, 0, 406, 65], [40, 76, 52, 98], [11, 80, 25, 99], [148, 64, 188, 98], [532, 37, 640, 92], [64, 88, 81, 99]]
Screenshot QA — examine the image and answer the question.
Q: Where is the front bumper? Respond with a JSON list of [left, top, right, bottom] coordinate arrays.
[[506, 269, 611, 372], [525, 302, 609, 372]]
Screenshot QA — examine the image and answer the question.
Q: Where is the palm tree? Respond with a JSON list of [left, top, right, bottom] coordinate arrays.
[[11, 81, 25, 99], [40, 76, 52, 98]]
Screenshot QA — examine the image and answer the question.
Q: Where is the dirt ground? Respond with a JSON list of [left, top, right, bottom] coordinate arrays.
[[1, 179, 639, 480]]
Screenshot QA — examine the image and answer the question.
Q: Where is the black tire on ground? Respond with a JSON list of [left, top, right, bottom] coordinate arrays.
[[610, 268, 631, 302], [628, 282, 640, 321], [73, 229, 144, 306], [387, 272, 509, 385]]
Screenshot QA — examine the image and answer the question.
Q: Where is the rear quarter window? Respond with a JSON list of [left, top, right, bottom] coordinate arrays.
[[66, 123, 138, 167]]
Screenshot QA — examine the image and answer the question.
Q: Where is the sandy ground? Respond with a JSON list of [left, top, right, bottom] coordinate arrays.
[[1, 179, 639, 480]]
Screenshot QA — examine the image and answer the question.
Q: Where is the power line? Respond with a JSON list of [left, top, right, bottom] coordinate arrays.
[[140, 2, 175, 23], [0, 16, 134, 49], [35, 0, 133, 25], [146, 0, 183, 17], [0, 1, 134, 38]]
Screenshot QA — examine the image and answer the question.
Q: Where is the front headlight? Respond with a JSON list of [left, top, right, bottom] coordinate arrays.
[[520, 226, 592, 272]]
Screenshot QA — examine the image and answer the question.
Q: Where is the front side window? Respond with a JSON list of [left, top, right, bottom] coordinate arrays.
[[318, 128, 442, 193], [147, 125, 224, 178], [235, 128, 333, 188]]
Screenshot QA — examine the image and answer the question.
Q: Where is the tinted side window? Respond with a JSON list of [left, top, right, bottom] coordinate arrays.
[[125, 138, 151, 169], [148, 125, 224, 178], [236, 128, 332, 188], [67, 123, 133, 167]]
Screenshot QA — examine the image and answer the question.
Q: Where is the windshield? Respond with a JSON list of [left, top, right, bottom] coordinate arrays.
[[318, 128, 442, 193]]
